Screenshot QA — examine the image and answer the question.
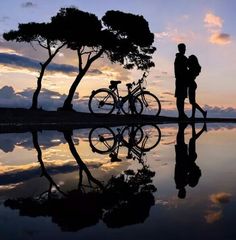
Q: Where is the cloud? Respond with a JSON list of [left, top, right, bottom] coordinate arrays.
[[204, 105, 236, 118], [0, 16, 9, 22], [204, 12, 223, 28], [204, 12, 231, 45], [0, 86, 82, 110], [0, 53, 102, 76], [209, 33, 231, 45], [155, 29, 196, 43], [155, 32, 169, 39], [21, 2, 36, 8], [209, 192, 232, 204]]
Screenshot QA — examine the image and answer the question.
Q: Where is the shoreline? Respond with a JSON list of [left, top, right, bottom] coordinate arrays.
[[0, 108, 235, 132]]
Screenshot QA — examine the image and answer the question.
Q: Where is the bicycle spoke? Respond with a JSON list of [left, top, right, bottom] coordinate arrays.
[[136, 125, 161, 151], [136, 92, 161, 116], [89, 89, 116, 114], [89, 127, 116, 153]]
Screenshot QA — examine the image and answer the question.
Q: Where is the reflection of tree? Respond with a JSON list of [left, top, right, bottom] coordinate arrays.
[[102, 166, 156, 228], [174, 123, 206, 198], [63, 131, 104, 190], [5, 129, 156, 231], [32, 131, 66, 198]]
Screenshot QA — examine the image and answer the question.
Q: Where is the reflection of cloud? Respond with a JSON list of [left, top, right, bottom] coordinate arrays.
[[209, 33, 231, 45], [0, 131, 67, 153], [205, 192, 232, 224], [210, 192, 232, 204], [205, 209, 222, 224], [204, 12, 223, 28]]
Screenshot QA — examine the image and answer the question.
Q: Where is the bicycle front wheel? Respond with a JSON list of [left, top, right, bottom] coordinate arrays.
[[136, 91, 161, 116], [136, 124, 161, 151], [121, 97, 143, 115], [89, 127, 116, 154], [89, 89, 116, 114]]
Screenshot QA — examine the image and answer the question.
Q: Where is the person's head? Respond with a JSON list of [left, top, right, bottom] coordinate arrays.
[[178, 43, 186, 54], [188, 55, 199, 65]]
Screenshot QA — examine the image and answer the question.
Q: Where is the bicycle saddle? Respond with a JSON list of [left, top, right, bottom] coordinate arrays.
[[110, 80, 121, 85]]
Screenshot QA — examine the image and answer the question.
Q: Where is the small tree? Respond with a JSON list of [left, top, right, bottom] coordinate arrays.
[[3, 22, 66, 110], [52, 8, 156, 111]]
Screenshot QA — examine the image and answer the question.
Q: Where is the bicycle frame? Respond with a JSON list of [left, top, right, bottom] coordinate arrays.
[[109, 78, 145, 109]]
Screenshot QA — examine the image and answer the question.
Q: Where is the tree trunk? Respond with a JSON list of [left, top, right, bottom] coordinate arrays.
[[30, 43, 66, 110], [62, 71, 85, 110], [61, 49, 104, 111], [30, 61, 49, 110]]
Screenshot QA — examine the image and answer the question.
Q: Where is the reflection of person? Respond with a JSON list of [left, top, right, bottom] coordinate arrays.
[[188, 55, 207, 119], [174, 43, 188, 119], [174, 122, 188, 198], [174, 122, 206, 198]]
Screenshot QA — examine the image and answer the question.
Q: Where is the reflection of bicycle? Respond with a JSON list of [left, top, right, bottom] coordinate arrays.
[[89, 125, 161, 162], [88, 72, 161, 116]]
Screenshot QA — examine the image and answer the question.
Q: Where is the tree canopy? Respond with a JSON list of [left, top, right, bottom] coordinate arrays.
[[101, 10, 156, 70], [3, 7, 157, 111], [3, 22, 66, 109]]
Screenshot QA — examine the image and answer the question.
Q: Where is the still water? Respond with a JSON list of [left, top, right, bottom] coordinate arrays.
[[0, 123, 236, 240]]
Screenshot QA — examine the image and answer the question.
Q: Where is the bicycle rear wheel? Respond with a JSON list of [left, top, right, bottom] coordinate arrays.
[[89, 89, 116, 114], [121, 125, 143, 145], [121, 97, 143, 115], [136, 91, 161, 116]]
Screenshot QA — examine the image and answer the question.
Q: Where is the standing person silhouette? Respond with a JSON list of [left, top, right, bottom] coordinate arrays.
[[188, 55, 207, 119], [174, 43, 188, 119]]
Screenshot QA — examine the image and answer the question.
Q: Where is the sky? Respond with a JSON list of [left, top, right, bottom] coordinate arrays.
[[0, 0, 236, 117]]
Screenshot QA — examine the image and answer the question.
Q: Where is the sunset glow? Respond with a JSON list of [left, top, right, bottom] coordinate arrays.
[[0, 0, 235, 116]]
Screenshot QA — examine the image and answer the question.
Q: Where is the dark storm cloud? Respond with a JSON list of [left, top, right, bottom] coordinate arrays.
[[0, 53, 78, 74], [0, 53, 103, 75]]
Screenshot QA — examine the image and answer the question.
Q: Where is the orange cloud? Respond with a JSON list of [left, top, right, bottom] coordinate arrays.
[[204, 12, 223, 28], [209, 192, 232, 204], [209, 33, 231, 45]]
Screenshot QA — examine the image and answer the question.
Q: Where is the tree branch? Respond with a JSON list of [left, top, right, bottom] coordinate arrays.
[[37, 40, 48, 50], [51, 42, 66, 58]]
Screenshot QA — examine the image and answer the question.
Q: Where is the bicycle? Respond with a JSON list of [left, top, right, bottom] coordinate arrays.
[[88, 125, 161, 163], [88, 72, 161, 116]]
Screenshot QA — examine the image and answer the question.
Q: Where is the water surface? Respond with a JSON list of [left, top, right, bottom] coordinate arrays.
[[0, 123, 236, 240]]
